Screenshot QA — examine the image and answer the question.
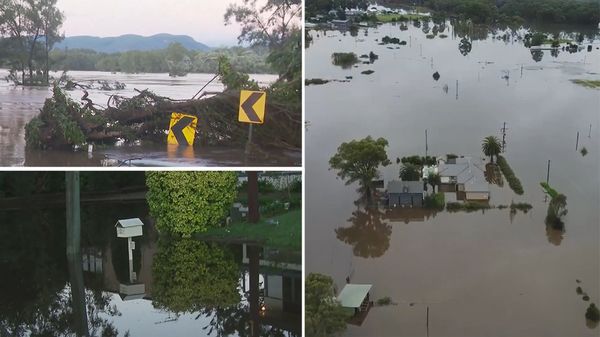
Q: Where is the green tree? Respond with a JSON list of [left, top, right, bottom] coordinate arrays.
[[306, 273, 347, 337], [482, 135, 501, 163], [426, 172, 441, 192], [0, 0, 63, 85], [546, 193, 567, 229], [399, 163, 421, 181], [145, 172, 238, 237], [329, 136, 391, 198], [152, 239, 240, 313]]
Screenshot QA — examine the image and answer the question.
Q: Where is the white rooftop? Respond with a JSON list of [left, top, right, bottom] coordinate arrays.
[[337, 284, 372, 308], [115, 218, 144, 228]]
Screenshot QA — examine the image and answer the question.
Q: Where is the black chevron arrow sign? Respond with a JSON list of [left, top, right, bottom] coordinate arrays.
[[170, 116, 195, 145], [240, 91, 265, 123]]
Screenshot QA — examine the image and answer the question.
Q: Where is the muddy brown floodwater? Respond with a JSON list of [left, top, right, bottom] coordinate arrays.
[[306, 21, 599, 336], [0, 70, 300, 166]]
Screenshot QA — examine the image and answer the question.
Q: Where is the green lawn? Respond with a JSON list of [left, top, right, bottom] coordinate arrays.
[[197, 209, 301, 252]]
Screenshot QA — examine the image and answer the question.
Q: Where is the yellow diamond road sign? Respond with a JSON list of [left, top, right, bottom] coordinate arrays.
[[238, 90, 266, 124], [167, 112, 197, 146]]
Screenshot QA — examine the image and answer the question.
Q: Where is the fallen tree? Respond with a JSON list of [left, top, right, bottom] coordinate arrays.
[[25, 57, 301, 151]]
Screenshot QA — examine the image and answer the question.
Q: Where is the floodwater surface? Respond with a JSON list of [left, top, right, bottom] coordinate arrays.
[[306, 21, 599, 337], [0, 199, 301, 337], [0, 70, 300, 167]]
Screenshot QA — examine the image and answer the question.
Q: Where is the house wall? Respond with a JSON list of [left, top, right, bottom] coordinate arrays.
[[465, 192, 489, 201], [389, 193, 423, 207]]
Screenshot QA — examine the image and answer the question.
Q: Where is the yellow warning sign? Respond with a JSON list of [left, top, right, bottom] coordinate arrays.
[[238, 90, 266, 124], [167, 112, 197, 146]]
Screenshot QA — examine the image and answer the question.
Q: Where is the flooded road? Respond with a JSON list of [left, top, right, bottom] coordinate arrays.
[[0, 70, 300, 166], [0, 199, 301, 337], [306, 21, 599, 336]]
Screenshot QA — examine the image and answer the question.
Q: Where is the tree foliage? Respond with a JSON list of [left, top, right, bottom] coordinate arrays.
[[146, 172, 238, 237], [152, 239, 240, 314], [306, 273, 348, 337], [49, 45, 273, 75], [482, 135, 501, 163], [0, 0, 64, 85], [329, 136, 391, 194], [399, 163, 421, 181]]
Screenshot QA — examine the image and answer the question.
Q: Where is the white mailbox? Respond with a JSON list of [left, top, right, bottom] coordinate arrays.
[[115, 218, 144, 238]]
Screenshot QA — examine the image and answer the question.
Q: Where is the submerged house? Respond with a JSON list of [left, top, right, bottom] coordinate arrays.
[[337, 283, 372, 325], [387, 180, 424, 208], [438, 157, 489, 201]]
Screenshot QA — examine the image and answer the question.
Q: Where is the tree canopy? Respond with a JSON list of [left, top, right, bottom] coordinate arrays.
[[145, 171, 238, 237], [482, 135, 502, 163], [0, 0, 64, 85], [329, 136, 391, 195], [305, 273, 348, 337]]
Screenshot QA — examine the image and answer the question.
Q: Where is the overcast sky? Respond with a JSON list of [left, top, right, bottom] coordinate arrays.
[[55, 0, 246, 47]]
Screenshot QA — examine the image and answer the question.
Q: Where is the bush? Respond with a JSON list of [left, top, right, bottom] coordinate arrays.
[[510, 202, 532, 213], [376, 297, 392, 306], [529, 32, 547, 46], [497, 156, 524, 195], [146, 172, 238, 236], [447, 202, 490, 212], [586, 303, 600, 322], [238, 179, 277, 193], [331, 52, 358, 68], [540, 182, 558, 199], [581, 147, 588, 156], [290, 180, 302, 193], [424, 192, 445, 210]]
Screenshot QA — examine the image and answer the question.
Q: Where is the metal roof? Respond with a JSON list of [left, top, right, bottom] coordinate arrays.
[[338, 284, 372, 308], [387, 180, 423, 194], [115, 218, 144, 228]]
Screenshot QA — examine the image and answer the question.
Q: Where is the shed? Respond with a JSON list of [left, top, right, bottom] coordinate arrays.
[[115, 218, 144, 238], [387, 180, 424, 208], [338, 284, 372, 312]]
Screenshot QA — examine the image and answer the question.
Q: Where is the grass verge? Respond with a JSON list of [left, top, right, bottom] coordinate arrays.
[[197, 209, 301, 251]]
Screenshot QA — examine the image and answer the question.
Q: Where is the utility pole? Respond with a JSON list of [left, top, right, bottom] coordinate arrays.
[[425, 129, 428, 159], [501, 122, 507, 153], [576, 131, 579, 151], [546, 160, 550, 184], [66, 172, 81, 257]]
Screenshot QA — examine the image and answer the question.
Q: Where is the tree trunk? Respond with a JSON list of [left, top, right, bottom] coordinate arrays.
[[28, 31, 40, 85], [247, 171, 259, 223]]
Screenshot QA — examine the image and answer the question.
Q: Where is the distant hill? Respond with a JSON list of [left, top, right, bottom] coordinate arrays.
[[55, 34, 211, 53]]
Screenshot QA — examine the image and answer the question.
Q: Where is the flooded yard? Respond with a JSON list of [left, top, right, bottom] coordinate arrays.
[[0, 198, 301, 336], [306, 20, 599, 336], [0, 70, 300, 167]]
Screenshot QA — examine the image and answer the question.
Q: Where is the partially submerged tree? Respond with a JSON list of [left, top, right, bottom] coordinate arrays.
[[546, 193, 567, 229], [0, 0, 64, 85], [482, 135, 502, 163], [306, 273, 347, 337], [329, 136, 391, 198]]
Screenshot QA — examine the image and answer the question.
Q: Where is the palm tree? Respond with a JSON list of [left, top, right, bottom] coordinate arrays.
[[482, 136, 502, 163]]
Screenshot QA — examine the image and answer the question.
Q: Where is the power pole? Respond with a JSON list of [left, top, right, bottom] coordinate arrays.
[[425, 129, 428, 159], [501, 122, 507, 153]]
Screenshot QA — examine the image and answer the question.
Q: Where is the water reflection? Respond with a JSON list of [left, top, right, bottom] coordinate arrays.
[[335, 205, 391, 258], [0, 203, 300, 336]]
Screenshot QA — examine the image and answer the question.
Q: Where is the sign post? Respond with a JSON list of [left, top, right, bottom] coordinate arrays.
[[239, 90, 266, 154]]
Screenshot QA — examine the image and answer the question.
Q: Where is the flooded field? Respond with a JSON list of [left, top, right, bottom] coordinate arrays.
[[0, 70, 300, 166], [0, 199, 301, 337], [306, 21, 599, 336]]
